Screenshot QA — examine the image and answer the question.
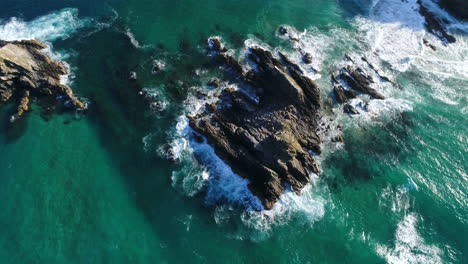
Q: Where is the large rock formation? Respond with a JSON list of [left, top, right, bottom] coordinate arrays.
[[188, 38, 323, 209], [0, 40, 85, 121]]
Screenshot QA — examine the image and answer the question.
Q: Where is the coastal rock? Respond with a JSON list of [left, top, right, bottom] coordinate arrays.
[[207, 78, 220, 88], [207, 37, 227, 53], [190, 39, 323, 209], [333, 85, 357, 104], [334, 65, 385, 100], [417, 0, 456, 44], [343, 104, 359, 115], [302, 53, 313, 64], [0, 40, 86, 121]]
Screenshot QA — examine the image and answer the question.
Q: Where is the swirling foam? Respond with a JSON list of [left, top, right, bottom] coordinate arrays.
[[376, 213, 442, 264], [0, 8, 90, 42]]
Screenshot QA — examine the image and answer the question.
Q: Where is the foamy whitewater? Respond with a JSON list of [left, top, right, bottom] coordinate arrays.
[[0, 8, 90, 42]]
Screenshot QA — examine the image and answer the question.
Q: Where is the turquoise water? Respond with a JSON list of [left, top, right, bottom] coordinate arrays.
[[0, 0, 467, 263]]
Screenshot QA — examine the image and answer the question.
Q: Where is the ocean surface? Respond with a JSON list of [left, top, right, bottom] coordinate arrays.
[[0, 0, 467, 263]]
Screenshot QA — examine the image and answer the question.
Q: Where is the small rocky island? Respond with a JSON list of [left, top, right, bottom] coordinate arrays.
[[0, 40, 85, 122], [188, 38, 323, 209]]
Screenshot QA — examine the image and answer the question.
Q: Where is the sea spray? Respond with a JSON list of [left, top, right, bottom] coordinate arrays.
[[0, 8, 91, 42]]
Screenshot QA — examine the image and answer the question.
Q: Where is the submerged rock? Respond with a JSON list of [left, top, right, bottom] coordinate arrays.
[[302, 53, 313, 64], [207, 37, 227, 53], [190, 39, 324, 209], [0, 40, 86, 121], [333, 85, 356, 104], [151, 60, 165, 74]]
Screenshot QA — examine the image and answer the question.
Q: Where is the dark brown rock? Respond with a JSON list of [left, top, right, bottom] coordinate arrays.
[[343, 104, 359, 115], [337, 66, 385, 100], [190, 40, 323, 210], [207, 37, 228, 53]]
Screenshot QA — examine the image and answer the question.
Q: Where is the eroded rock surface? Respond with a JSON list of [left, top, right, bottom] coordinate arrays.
[[0, 40, 85, 121], [190, 39, 323, 209]]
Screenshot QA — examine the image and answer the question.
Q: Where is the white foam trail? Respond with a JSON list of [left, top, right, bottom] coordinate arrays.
[[125, 29, 152, 49], [0, 8, 90, 42], [239, 182, 326, 234], [377, 213, 442, 264]]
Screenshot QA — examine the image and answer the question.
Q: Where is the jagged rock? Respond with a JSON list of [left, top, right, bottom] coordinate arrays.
[[302, 53, 313, 64], [418, 0, 456, 44], [190, 39, 323, 210], [332, 135, 344, 143], [278, 52, 304, 74], [343, 104, 359, 115], [336, 66, 385, 100], [423, 39, 437, 51], [215, 53, 244, 76], [207, 78, 220, 88], [0, 40, 86, 120], [360, 56, 398, 87], [152, 60, 165, 74], [17, 94, 30, 116]]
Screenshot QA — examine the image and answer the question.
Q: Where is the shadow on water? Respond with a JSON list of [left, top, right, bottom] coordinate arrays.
[[53, 22, 229, 261]]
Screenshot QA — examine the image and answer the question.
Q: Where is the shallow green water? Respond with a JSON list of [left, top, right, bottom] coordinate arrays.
[[0, 0, 467, 263]]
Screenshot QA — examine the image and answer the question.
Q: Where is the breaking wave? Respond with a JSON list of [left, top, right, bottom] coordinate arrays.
[[0, 8, 91, 42]]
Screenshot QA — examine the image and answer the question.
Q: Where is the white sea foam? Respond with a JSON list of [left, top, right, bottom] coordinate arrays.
[[377, 213, 442, 264], [0, 8, 92, 88], [0, 8, 90, 42], [125, 29, 151, 49], [239, 182, 326, 235], [354, 0, 468, 76]]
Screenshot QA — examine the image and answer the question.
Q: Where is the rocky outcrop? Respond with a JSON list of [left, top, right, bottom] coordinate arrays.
[[189, 39, 323, 209], [0, 40, 85, 121], [332, 65, 384, 101], [331, 55, 391, 115], [417, 0, 456, 44]]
